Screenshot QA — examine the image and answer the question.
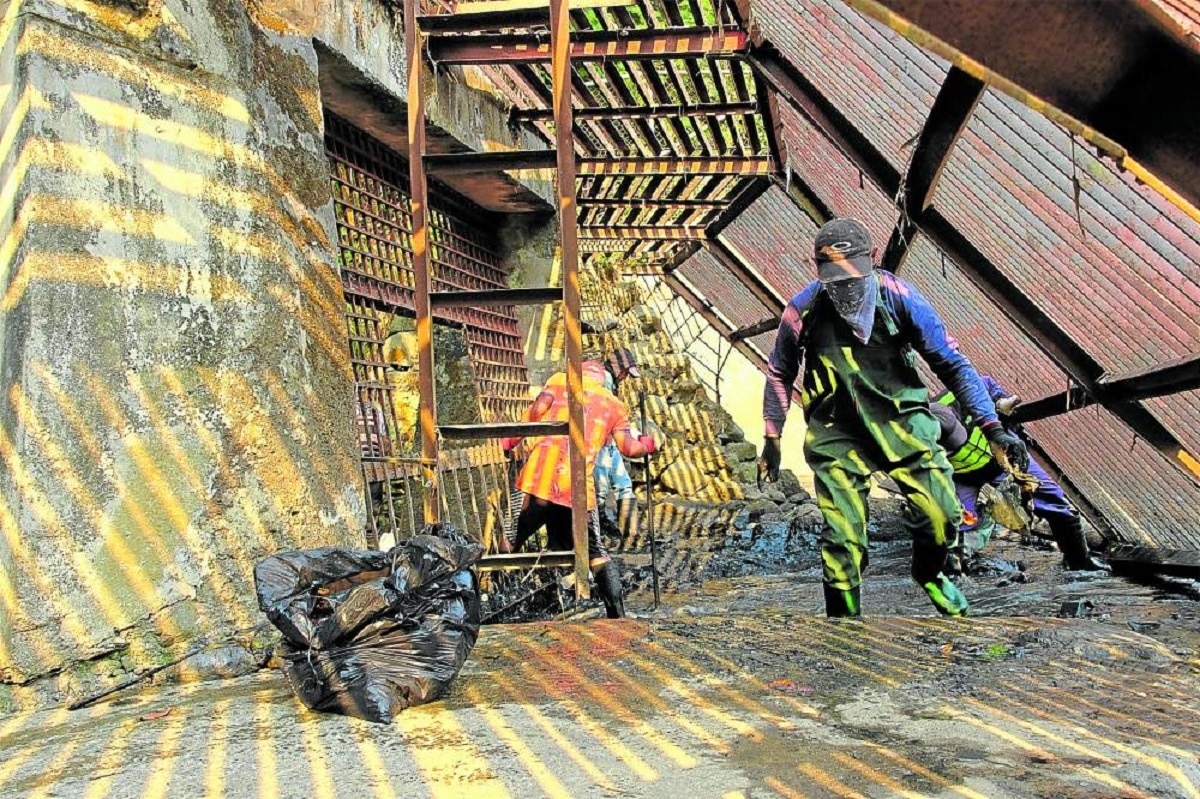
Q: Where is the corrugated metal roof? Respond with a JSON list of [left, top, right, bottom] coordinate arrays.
[[718, 186, 819, 301], [675, 246, 774, 330]]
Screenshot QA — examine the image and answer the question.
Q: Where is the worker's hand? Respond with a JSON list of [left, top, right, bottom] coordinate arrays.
[[637, 434, 657, 456], [995, 394, 1021, 416], [758, 436, 782, 485], [984, 425, 1029, 473]]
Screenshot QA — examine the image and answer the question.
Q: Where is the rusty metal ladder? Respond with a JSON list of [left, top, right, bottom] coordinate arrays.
[[404, 0, 591, 596]]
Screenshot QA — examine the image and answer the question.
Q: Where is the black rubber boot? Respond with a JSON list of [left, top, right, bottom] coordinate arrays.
[[616, 497, 639, 541], [823, 584, 862, 618], [594, 561, 626, 619], [1050, 515, 1110, 572]]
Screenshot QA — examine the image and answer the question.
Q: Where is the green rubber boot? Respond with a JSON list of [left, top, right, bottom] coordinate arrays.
[[921, 574, 969, 617], [823, 584, 862, 618]]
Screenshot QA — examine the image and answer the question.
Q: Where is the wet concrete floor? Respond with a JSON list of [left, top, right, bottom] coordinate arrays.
[[2, 530, 1199, 798]]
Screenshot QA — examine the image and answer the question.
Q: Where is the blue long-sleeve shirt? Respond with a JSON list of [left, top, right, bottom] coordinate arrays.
[[763, 271, 998, 436]]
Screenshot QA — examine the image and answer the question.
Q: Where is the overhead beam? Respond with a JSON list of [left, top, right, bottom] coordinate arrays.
[[880, 66, 985, 273], [424, 151, 774, 176], [579, 197, 728, 210], [427, 27, 748, 65], [419, 0, 632, 33], [579, 227, 708, 241], [748, 45, 1200, 487], [730, 316, 781, 342], [705, 176, 771, 239], [513, 100, 759, 122], [1014, 354, 1200, 423]]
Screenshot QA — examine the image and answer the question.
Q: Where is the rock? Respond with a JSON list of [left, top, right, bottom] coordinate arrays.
[[718, 423, 745, 444], [725, 441, 759, 463], [733, 461, 759, 485], [581, 316, 620, 334], [789, 505, 826, 534], [746, 499, 777, 521], [777, 469, 807, 500], [765, 489, 787, 503], [669, 380, 703, 404]]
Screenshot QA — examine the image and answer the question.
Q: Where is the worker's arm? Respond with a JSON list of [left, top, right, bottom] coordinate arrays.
[[890, 274, 999, 429], [501, 390, 555, 451], [611, 404, 656, 458], [927, 401, 968, 451], [762, 282, 819, 437]]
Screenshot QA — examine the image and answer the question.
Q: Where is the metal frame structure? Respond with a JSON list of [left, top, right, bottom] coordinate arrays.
[[404, 0, 590, 592]]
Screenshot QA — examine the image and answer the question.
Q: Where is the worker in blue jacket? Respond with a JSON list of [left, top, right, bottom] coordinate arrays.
[[929, 377, 1108, 572], [758, 218, 1028, 617]]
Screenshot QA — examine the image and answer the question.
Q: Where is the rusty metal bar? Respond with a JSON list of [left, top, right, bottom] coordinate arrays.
[[440, 421, 569, 440], [477, 551, 577, 572], [579, 197, 727, 210], [513, 100, 759, 122], [1015, 354, 1200, 423], [705, 176, 771, 238], [405, 0, 439, 524], [418, 0, 631, 33], [580, 226, 708, 240], [424, 150, 556, 175], [427, 27, 748, 65], [730, 316, 781, 342], [549, 0, 590, 599], [430, 286, 563, 309], [881, 66, 985, 273]]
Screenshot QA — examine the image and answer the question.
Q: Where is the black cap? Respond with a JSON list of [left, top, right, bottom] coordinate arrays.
[[814, 217, 874, 282]]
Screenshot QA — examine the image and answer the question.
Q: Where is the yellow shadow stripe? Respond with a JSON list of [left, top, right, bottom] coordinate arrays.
[[963, 694, 1119, 765], [141, 702, 190, 799], [25, 704, 114, 799], [489, 641, 657, 782], [944, 702, 1149, 797], [0, 707, 69, 791], [542, 627, 731, 754], [665, 631, 820, 718], [254, 690, 280, 799], [576, 627, 764, 740], [976, 688, 1200, 798], [814, 621, 932, 683], [347, 735, 399, 799], [393, 707, 512, 799], [796, 762, 865, 798], [156, 367, 272, 551], [18, 193, 194, 242], [865, 743, 989, 799], [763, 776, 809, 798], [298, 715, 337, 799], [82, 716, 142, 799], [509, 632, 699, 768], [488, 670, 617, 792], [1054, 659, 1200, 726], [0, 417, 137, 631], [829, 750, 924, 798], [462, 684, 573, 799], [202, 698, 232, 799]]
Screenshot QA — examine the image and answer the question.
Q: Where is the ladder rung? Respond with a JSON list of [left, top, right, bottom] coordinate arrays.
[[425, 150, 556, 175], [477, 550, 576, 572], [440, 421, 568, 440], [430, 286, 562, 309]]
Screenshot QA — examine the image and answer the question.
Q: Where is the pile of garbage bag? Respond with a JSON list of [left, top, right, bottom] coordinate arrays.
[[254, 523, 483, 723]]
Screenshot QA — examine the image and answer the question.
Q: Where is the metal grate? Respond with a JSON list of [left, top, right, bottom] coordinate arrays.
[[325, 112, 532, 545]]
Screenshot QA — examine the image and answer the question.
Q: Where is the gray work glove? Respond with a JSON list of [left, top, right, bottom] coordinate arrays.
[[984, 425, 1030, 473]]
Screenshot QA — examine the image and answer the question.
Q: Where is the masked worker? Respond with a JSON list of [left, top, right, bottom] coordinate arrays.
[[758, 218, 1028, 618], [500, 360, 657, 618], [929, 377, 1108, 572], [594, 348, 642, 542]]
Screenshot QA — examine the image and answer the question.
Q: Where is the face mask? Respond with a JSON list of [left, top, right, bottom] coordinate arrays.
[[823, 271, 878, 343]]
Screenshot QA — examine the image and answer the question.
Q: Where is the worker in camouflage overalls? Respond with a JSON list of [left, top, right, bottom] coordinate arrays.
[[759, 218, 1029, 617]]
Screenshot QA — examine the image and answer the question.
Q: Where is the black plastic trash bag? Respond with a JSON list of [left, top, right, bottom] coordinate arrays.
[[254, 523, 483, 723]]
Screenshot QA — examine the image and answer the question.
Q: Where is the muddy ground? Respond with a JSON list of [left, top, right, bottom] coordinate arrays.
[[2, 496, 1198, 798]]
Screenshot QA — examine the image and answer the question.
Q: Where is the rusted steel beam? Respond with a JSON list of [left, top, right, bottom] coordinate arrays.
[[476, 551, 578, 573], [427, 27, 748, 65], [404, 0, 439, 524], [730, 316, 782, 343], [440, 421, 568, 439], [772, 170, 832, 225], [425, 150, 556, 175], [419, 0, 631, 33], [579, 227, 708, 240], [751, 43, 1200, 487], [579, 197, 727, 210], [550, 0, 591, 598], [1014, 354, 1200, 423], [512, 100, 760, 122], [1108, 544, 1200, 578], [579, 156, 774, 176], [429, 286, 562, 309], [881, 66, 985, 273]]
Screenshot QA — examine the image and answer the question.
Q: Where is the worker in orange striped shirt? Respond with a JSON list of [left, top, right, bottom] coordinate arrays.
[[501, 360, 657, 618]]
